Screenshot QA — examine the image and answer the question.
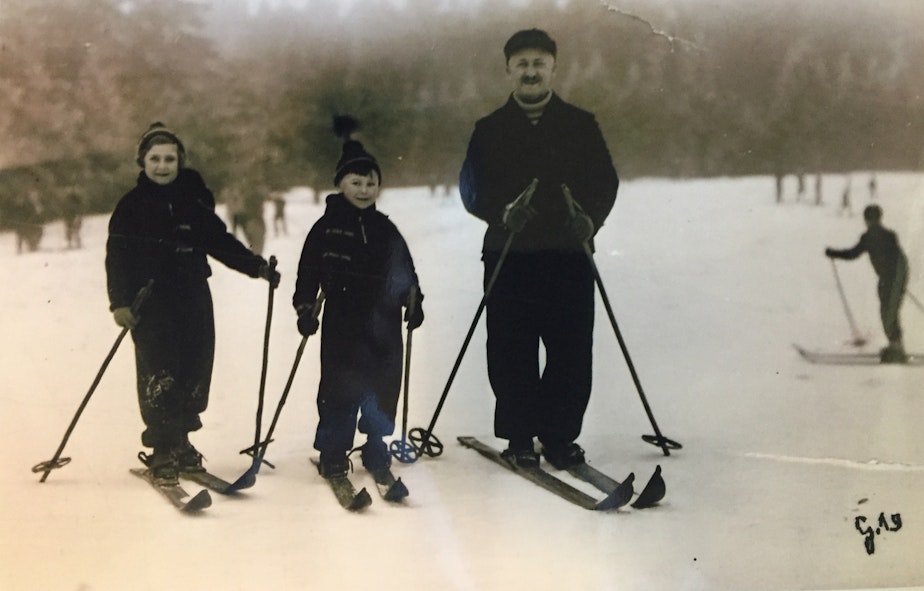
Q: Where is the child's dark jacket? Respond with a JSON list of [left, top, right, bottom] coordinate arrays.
[[106, 169, 264, 309], [293, 193, 419, 335]]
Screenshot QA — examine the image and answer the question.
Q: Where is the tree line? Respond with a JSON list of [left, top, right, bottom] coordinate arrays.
[[2, 0, 922, 227]]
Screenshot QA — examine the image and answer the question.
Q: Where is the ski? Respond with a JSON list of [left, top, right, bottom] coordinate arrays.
[[457, 436, 624, 511], [130, 468, 212, 513], [566, 463, 664, 509], [311, 459, 372, 511], [179, 469, 247, 495], [368, 468, 409, 503], [793, 344, 924, 366]]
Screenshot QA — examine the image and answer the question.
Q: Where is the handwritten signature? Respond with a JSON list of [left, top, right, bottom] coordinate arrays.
[[854, 512, 902, 555]]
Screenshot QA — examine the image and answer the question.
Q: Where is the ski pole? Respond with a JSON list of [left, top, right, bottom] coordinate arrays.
[[228, 256, 277, 491], [391, 286, 419, 464], [905, 290, 924, 315], [829, 258, 867, 347], [562, 185, 681, 457], [33, 280, 154, 482], [409, 178, 538, 458], [240, 291, 324, 468]]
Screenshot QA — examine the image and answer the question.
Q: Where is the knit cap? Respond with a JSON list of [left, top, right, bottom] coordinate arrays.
[[136, 122, 186, 167], [332, 115, 382, 186]]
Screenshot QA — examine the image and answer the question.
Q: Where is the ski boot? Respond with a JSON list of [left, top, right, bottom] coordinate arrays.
[[880, 341, 908, 364], [317, 452, 351, 479], [174, 440, 206, 473], [501, 438, 540, 469], [138, 449, 179, 486]]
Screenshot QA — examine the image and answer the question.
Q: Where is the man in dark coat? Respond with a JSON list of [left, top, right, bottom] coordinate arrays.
[[459, 29, 619, 469], [826, 204, 909, 363]]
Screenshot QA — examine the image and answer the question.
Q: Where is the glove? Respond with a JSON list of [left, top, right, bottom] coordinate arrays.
[[297, 308, 320, 336], [502, 200, 537, 233], [404, 288, 424, 331], [824, 247, 835, 258], [113, 307, 138, 329], [568, 211, 595, 243], [258, 260, 281, 288], [501, 179, 539, 232]]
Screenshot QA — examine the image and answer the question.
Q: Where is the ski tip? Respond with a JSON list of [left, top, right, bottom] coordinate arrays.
[[227, 473, 257, 493], [385, 477, 410, 503], [350, 488, 373, 511], [595, 473, 635, 511], [183, 489, 213, 512], [631, 465, 665, 509]]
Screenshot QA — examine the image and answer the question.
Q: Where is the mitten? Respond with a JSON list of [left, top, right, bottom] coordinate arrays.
[[297, 308, 320, 336], [404, 289, 425, 330], [113, 307, 138, 329], [258, 260, 281, 288], [824, 247, 835, 258]]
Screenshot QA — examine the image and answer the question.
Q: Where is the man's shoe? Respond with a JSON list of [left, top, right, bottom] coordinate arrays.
[[542, 442, 586, 470], [880, 342, 908, 364], [501, 439, 539, 469]]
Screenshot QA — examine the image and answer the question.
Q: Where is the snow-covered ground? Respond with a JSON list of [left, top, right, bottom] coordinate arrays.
[[2, 173, 923, 591]]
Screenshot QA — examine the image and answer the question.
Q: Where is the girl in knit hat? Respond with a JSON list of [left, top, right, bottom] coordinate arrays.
[[106, 122, 280, 486], [293, 116, 424, 480]]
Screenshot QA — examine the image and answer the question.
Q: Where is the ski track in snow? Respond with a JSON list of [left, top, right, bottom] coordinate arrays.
[[743, 451, 924, 472]]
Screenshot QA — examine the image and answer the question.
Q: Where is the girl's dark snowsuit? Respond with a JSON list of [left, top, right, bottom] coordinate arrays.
[[293, 193, 419, 457], [106, 169, 266, 450], [828, 225, 908, 343]]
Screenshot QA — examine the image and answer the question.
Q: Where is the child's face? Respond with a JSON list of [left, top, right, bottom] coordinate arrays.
[[340, 172, 380, 209], [143, 143, 180, 186]]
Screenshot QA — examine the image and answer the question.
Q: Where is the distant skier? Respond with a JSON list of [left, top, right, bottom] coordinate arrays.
[[271, 191, 287, 237], [106, 122, 280, 485], [839, 178, 852, 216], [293, 116, 424, 481], [459, 29, 619, 469], [814, 173, 822, 206], [825, 204, 908, 363], [868, 174, 878, 200], [62, 188, 83, 249]]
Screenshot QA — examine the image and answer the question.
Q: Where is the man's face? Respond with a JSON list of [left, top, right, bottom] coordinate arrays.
[[506, 48, 556, 103]]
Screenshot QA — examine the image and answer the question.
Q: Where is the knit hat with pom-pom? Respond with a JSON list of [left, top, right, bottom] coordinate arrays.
[[332, 115, 381, 186]]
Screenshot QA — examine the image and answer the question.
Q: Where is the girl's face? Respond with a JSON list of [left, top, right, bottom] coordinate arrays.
[[339, 171, 380, 209], [143, 143, 180, 186]]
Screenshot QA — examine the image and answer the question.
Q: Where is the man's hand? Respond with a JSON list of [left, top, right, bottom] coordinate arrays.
[[502, 178, 539, 232], [568, 211, 595, 242], [560, 183, 594, 242]]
